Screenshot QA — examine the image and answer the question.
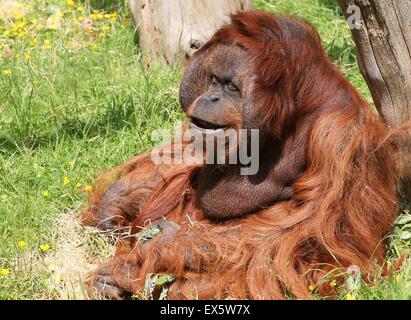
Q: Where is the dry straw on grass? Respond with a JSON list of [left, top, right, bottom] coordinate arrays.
[[39, 212, 115, 299]]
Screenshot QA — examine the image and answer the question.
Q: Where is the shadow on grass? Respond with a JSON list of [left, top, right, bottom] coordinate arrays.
[[79, 0, 126, 12], [317, 0, 341, 11], [317, 0, 345, 19], [326, 39, 357, 65], [0, 97, 174, 155]]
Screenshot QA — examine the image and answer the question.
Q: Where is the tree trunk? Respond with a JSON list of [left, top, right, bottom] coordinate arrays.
[[338, 0, 411, 201], [128, 0, 253, 65]]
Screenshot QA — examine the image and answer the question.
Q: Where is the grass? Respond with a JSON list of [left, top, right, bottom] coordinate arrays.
[[0, 0, 410, 300]]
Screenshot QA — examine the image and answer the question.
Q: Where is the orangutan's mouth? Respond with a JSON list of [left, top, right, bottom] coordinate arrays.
[[188, 117, 228, 133]]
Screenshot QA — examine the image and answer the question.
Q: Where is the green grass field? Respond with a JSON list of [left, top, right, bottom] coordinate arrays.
[[0, 0, 410, 299]]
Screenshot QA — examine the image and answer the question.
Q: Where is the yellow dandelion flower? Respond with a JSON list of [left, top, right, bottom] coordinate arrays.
[[42, 190, 49, 198], [75, 183, 82, 189], [103, 14, 111, 19], [15, 13, 24, 20], [17, 240, 27, 248], [394, 274, 401, 281], [330, 279, 337, 288], [15, 53, 21, 59], [40, 244, 53, 252], [16, 22, 26, 29], [110, 13, 117, 21], [2, 69, 11, 76], [63, 176, 70, 185], [3, 30, 10, 36], [308, 284, 316, 291], [76, 6, 83, 12], [90, 44, 97, 51], [85, 185, 93, 192], [345, 293, 355, 300], [17, 31, 27, 38], [0, 269, 10, 277], [66, 0, 75, 7], [24, 54, 31, 61], [43, 39, 50, 45], [102, 25, 110, 32], [30, 37, 37, 46]]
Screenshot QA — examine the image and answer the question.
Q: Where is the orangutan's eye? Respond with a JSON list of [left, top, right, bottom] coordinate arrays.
[[226, 81, 238, 92], [211, 75, 220, 85]]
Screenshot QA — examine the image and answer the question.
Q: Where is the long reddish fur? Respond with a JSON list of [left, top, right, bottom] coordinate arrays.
[[83, 11, 399, 299]]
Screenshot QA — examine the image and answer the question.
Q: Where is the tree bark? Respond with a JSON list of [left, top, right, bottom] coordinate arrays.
[[338, 0, 411, 201], [128, 0, 253, 65]]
